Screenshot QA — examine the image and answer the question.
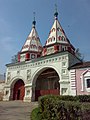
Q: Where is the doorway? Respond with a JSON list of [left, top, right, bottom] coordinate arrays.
[[13, 79, 25, 100], [35, 68, 60, 101]]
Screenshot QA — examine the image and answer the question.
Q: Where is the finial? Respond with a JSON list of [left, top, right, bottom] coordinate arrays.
[[55, 4, 57, 13], [32, 12, 36, 27], [54, 4, 58, 19]]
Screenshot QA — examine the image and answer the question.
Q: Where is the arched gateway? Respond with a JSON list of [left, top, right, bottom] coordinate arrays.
[[3, 8, 81, 102], [32, 68, 60, 101], [11, 79, 25, 100]]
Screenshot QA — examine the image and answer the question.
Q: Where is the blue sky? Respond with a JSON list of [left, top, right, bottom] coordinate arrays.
[[0, 0, 90, 74]]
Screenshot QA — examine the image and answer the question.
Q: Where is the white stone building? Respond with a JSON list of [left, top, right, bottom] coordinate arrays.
[[3, 10, 81, 102]]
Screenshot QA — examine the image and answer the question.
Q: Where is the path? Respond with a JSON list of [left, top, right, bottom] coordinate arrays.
[[0, 101, 38, 120]]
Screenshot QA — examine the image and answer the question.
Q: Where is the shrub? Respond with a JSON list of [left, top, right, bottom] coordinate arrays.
[[38, 94, 90, 103], [31, 95, 90, 120], [38, 96, 82, 120], [31, 107, 42, 120], [76, 95, 90, 102]]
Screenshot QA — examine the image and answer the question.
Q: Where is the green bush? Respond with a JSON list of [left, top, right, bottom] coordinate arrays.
[[38, 94, 90, 103], [38, 96, 82, 120], [31, 107, 42, 120], [76, 95, 90, 102], [31, 95, 90, 120], [38, 95, 77, 105]]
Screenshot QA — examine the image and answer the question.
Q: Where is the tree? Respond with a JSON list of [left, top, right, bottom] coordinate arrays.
[[11, 54, 18, 63], [75, 48, 84, 61]]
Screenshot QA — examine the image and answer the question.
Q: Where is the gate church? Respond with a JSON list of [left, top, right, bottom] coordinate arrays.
[[3, 10, 81, 102]]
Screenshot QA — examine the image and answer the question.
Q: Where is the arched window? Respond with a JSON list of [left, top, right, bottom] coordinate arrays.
[[58, 36, 62, 41], [62, 36, 65, 41], [52, 36, 55, 41], [52, 28, 55, 32], [57, 27, 60, 31]]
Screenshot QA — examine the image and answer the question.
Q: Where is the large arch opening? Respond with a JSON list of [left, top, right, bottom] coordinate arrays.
[[12, 79, 25, 100], [34, 68, 60, 101]]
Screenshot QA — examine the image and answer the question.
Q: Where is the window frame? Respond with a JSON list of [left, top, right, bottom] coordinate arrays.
[[85, 77, 90, 92], [87, 79, 90, 88]]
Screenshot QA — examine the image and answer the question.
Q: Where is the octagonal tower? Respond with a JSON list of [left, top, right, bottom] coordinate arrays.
[[18, 17, 42, 62]]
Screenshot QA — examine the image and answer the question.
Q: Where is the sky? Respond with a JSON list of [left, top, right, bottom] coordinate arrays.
[[0, 0, 90, 74]]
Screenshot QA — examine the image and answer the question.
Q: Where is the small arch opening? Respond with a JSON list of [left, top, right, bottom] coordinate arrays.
[[11, 79, 25, 100]]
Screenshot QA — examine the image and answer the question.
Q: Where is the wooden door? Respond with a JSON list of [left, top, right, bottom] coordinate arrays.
[[13, 79, 25, 100]]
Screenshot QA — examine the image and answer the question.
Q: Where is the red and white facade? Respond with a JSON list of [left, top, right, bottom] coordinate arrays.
[[3, 10, 90, 102]]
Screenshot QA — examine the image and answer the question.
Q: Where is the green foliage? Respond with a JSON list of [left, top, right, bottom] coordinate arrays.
[[81, 102, 90, 111], [31, 95, 90, 120], [38, 96, 82, 120], [76, 95, 90, 102], [31, 107, 42, 120], [38, 95, 75, 103], [38, 94, 90, 103]]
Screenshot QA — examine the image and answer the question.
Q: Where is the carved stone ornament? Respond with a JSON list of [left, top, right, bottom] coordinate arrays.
[[27, 69, 31, 81]]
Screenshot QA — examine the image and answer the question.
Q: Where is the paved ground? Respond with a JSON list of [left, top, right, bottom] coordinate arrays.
[[0, 101, 38, 120]]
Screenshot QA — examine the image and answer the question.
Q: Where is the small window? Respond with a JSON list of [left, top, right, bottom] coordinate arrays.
[[61, 88, 67, 94], [46, 60, 48, 62], [49, 59, 51, 62], [62, 47, 65, 51], [87, 79, 90, 88], [62, 62, 66, 67], [17, 71, 20, 75], [55, 58, 57, 61], [62, 36, 64, 41], [6, 90, 9, 95], [31, 54, 35, 59], [58, 36, 62, 41], [57, 27, 60, 31], [52, 36, 55, 41]]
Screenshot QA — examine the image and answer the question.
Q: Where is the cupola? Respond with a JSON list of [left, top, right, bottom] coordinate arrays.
[[18, 13, 42, 62], [42, 6, 75, 56]]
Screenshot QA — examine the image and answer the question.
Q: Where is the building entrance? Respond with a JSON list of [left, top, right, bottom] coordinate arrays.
[[35, 68, 60, 101], [13, 79, 25, 100]]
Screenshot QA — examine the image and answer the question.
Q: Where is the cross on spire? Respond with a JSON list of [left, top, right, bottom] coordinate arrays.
[[55, 4, 57, 13], [54, 4, 58, 19], [32, 12, 36, 27], [33, 12, 35, 21]]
